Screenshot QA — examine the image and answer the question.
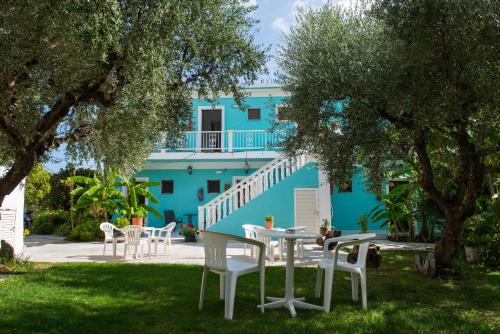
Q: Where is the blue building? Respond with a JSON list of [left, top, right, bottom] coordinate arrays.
[[135, 84, 385, 236]]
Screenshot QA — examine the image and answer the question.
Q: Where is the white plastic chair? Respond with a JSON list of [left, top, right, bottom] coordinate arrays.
[[199, 230, 266, 320], [121, 225, 151, 261], [315, 233, 376, 311], [242, 224, 263, 257], [150, 222, 176, 256], [255, 228, 280, 263], [99, 222, 124, 257]]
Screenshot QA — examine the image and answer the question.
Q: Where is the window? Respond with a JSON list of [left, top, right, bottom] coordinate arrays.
[[338, 180, 352, 193], [207, 180, 220, 193], [275, 105, 288, 122], [248, 108, 261, 120], [161, 180, 174, 194]]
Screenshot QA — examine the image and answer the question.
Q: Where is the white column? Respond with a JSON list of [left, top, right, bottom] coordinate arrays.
[[227, 130, 233, 153], [317, 166, 332, 229]]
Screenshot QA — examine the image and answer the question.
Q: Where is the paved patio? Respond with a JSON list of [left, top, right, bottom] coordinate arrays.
[[23, 234, 434, 266]]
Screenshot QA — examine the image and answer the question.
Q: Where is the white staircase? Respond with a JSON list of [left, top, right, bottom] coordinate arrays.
[[198, 154, 312, 229]]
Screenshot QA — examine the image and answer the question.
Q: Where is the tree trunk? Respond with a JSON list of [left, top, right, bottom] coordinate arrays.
[[0, 153, 37, 206], [434, 211, 464, 269]]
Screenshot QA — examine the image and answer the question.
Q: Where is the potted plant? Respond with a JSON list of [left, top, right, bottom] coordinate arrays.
[[462, 215, 485, 264], [264, 215, 274, 229], [117, 176, 162, 226], [320, 218, 329, 235], [179, 223, 198, 242], [358, 214, 368, 233]]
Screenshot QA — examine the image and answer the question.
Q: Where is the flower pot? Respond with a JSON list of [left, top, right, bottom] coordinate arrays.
[[265, 219, 274, 229], [465, 246, 480, 264], [320, 227, 328, 235], [131, 217, 143, 226], [184, 235, 197, 242]]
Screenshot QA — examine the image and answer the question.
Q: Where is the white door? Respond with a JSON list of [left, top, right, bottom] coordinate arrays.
[[0, 209, 16, 249], [294, 188, 319, 232]]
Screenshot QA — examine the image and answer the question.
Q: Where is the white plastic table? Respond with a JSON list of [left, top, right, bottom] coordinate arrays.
[[258, 230, 324, 317]]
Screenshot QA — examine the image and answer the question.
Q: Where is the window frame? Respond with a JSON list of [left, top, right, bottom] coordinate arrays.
[[207, 180, 221, 194], [247, 108, 261, 120], [161, 180, 174, 194]]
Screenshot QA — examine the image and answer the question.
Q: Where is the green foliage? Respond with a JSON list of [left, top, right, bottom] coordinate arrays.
[[67, 170, 125, 221], [68, 219, 102, 241], [0, 255, 33, 274], [179, 223, 198, 240], [45, 166, 94, 211], [32, 210, 70, 235], [117, 176, 161, 220], [264, 215, 274, 221], [24, 164, 51, 212], [0, 0, 266, 182], [358, 214, 368, 233], [54, 223, 72, 237], [321, 218, 329, 229], [462, 197, 500, 267], [114, 216, 130, 228]]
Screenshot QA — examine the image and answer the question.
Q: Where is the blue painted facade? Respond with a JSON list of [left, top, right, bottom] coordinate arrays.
[[135, 85, 385, 235]]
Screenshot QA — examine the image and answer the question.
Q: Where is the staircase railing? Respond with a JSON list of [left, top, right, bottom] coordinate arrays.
[[198, 154, 311, 229]]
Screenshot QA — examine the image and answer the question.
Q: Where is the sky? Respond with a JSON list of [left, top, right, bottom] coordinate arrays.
[[45, 0, 353, 173]]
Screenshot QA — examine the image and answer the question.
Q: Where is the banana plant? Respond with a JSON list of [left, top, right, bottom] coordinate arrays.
[[117, 176, 162, 220], [67, 171, 125, 221]]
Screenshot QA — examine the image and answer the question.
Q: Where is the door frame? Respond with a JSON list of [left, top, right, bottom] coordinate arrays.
[[197, 106, 225, 151], [294, 188, 320, 231]]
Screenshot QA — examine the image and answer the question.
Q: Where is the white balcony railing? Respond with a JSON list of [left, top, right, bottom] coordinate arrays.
[[162, 130, 286, 153]]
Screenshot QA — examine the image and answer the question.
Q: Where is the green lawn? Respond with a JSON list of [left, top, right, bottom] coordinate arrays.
[[0, 252, 498, 334]]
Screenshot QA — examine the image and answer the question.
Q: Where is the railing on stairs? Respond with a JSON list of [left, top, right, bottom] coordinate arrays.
[[198, 154, 311, 230]]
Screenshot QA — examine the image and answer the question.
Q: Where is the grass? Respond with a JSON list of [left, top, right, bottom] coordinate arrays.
[[0, 251, 498, 334]]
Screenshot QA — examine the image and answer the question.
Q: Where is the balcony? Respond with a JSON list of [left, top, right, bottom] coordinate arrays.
[[159, 130, 286, 153]]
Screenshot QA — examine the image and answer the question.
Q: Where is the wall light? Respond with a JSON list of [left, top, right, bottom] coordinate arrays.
[[187, 166, 193, 175]]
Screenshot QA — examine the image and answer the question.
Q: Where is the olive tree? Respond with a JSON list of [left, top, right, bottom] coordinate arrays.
[[277, 0, 499, 270], [0, 0, 266, 204]]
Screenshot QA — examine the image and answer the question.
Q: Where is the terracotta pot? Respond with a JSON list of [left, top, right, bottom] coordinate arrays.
[[131, 217, 143, 226], [320, 227, 328, 235], [265, 219, 274, 229], [184, 235, 197, 242], [465, 246, 480, 264]]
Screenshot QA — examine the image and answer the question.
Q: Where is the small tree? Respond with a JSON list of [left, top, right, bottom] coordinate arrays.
[[277, 1, 499, 270], [0, 0, 266, 205], [24, 164, 51, 212]]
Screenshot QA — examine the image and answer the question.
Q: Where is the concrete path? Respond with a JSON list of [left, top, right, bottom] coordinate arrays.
[[23, 234, 434, 266]]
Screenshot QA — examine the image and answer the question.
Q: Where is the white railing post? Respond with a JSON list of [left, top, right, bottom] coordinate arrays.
[[228, 130, 233, 153], [198, 207, 204, 230]]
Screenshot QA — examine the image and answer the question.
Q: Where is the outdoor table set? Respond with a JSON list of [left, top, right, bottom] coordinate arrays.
[[199, 227, 376, 320]]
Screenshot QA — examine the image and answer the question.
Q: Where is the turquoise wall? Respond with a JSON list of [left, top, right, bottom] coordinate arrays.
[[136, 167, 258, 228], [192, 95, 286, 131], [208, 163, 320, 237], [331, 168, 381, 232]]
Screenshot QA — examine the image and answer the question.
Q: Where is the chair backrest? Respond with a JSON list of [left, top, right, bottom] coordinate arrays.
[[242, 224, 257, 239], [201, 231, 229, 272], [100, 222, 117, 240], [164, 210, 176, 225], [121, 225, 144, 245], [254, 228, 272, 247], [332, 233, 376, 267], [159, 222, 176, 237]]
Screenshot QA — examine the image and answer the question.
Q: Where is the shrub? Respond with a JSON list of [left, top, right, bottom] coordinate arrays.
[[54, 223, 72, 236], [68, 219, 102, 241], [32, 210, 69, 234]]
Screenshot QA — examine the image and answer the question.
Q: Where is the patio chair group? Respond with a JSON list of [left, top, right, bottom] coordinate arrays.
[[199, 227, 376, 320], [100, 222, 176, 261]]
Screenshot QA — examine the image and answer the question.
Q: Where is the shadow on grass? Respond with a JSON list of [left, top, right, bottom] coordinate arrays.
[[0, 251, 498, 334]]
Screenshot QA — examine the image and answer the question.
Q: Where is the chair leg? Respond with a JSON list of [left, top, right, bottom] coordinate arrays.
[[112, 240, 117, 258], [351, 273, 359, 302], [168, 239, 172, 255], [224, 273, 238, 320], [315, 266, 323, 298], [154, 240, 158, 257], [219, 274, 225, 300], [360, 270, 367, 309], [199, 267, 208, 310], [260, 269, 265, 314], [103, 241, 106, 256], [123, 244, 127, 259], [148, 242, 151, 259], [323, 268, 334, 313]]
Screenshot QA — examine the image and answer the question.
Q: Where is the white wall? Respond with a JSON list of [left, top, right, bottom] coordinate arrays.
[[0, 168, 25, 255]]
